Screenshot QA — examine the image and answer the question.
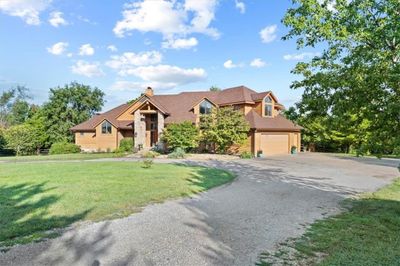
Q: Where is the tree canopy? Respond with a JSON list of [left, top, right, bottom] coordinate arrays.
[[283, 0, 400, 155]]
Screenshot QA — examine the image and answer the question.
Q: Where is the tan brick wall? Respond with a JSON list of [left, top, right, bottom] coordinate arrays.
[[94, 122, 118, 151], [75, 132, 97, 151]]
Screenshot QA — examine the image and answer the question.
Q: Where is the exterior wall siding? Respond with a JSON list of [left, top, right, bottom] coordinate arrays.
[[134, 111, 146, 149], [75, 132, 97, 151], [94, 122, 118, 151]]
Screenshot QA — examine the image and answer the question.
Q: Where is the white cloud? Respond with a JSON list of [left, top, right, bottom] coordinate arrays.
[[106, 51, 163, 75], [107, 45, 118, 52], [235, 0, 245, 14], [79, 44, 95, 56], [283, 52, 321, 61], [71, 60, 104, 77], [0, 0, 51, 25], [110, 80, 176, 91], [122, 64, 207, 85], [223, 59, 243, 69], [250, 58, 266, 68], [48, 11, 67, 27], [47, 42, 68, 55], [162, 37, 198, 49], [260, 25, 277, 43], [113, 0, 219, 40]]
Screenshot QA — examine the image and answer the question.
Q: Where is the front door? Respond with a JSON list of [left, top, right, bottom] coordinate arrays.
[[145, 114, 158, 147]]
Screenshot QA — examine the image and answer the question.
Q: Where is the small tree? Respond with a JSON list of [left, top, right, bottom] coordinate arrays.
[[162, 121, 200, 151], [200, 107, 250, 153], [209, 86, 221, 92], [4, 124, 40, 155]]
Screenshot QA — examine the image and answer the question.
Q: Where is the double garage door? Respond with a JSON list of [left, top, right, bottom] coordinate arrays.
[[260, 133, 289, 155]]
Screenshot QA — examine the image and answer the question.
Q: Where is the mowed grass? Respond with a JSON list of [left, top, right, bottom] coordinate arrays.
[[0, 161, 234, 247], [0, 152, 123, 162], [259, 178, 400, 265]]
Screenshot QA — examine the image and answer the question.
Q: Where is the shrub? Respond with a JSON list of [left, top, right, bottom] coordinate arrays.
[[142, 158, 153, 168], [141, 151, 159, 158], [4, 124, 43, 156], [119, 138, 133, 152], [162, 121, 200, 151], [168, 147, 186, 159], [240, 151, 254, 159], [49, 142, 81, 155]]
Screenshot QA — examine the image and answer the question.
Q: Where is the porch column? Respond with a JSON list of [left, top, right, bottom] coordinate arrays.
[[134, 111, 145, 149], [157, 111, 164, 144]]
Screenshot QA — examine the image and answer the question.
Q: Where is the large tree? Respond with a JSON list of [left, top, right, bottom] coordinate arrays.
[[200, 107, 249, 153], [283, 0, 400, 155], [0, 86, 33, 127], [42, 82, 104, 143]]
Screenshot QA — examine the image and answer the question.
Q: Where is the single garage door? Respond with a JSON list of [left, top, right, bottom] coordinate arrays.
[[260, 134, 289, 155]]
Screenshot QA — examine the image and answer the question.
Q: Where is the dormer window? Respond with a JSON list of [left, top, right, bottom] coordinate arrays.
[[101, 121, 112, 134], [199, 100, 213, 114], [264, 96, 273, 117]]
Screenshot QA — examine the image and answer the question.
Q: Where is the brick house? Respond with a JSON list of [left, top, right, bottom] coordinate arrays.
[[71, 86, 302, 155]]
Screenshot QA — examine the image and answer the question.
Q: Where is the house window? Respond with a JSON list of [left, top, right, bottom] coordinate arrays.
[[199, 100, 213, 114], [101, 121, 112, 134], [264, 96, 273, 117]]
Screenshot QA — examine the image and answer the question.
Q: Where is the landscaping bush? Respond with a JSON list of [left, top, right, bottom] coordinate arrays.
[[162, 121, 200, 151], [49, 142, 81, 155], [119, 138, 133, 152], [168, 147, 186, 159], [240, 151, 254, 159], [141, 151, 160, 158], [142, 158, 153, 168]]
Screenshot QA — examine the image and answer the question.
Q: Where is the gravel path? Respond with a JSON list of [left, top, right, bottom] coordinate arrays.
[[0, 153, 398, 266]]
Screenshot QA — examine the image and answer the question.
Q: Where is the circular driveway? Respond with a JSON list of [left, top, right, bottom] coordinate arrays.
[[1, 153, 398, 266]]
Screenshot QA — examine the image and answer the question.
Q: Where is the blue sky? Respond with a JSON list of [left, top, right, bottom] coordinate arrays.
[[0, 0, 320, 111]]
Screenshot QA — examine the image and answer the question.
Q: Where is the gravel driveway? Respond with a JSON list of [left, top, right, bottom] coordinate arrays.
[[1, 153, 398, 266]]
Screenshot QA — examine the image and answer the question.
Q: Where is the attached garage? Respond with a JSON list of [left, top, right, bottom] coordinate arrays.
[[260, 133, 289, 155]]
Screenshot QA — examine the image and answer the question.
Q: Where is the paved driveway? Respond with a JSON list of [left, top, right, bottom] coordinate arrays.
[[1, 153, 398, 266]]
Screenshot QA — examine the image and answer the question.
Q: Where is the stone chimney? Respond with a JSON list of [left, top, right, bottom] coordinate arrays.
[[144, 87, 154, 97]]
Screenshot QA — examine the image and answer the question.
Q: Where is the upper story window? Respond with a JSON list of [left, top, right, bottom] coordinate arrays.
[[264, 96, 273, 117], [101, 121, 112, 134], [199, 100, 213, 114]]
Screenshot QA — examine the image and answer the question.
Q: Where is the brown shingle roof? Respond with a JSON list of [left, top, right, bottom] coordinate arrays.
[[70, 103, 130, 131], [245, 110, 302, 131]]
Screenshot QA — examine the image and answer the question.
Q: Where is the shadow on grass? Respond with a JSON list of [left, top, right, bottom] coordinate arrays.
[[257, 198, 400, 266], [0, 182, 90, 247]]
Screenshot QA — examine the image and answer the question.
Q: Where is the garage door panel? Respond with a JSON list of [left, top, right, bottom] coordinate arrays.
[[260, 134, 289, 155]]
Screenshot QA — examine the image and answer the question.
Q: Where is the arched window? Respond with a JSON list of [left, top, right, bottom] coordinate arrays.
[[264, 96, 273, 117], [101, 121, 112, 134], [199, 100, 213, 114]]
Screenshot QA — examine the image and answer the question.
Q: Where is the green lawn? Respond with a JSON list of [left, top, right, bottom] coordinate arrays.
[[0, 152, 124, 162], [258, 178, 400, 265], [0, 161, 234, 247]]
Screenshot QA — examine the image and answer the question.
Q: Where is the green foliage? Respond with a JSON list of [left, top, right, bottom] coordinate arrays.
[[49, 142, 81, 155], [4, 124, 41, 155], [240, 151, 254, 159], [283, 0, 400, 156], [41, 82, 104, 144], [141, 158, 154, 168], [200, 107, 250, 153], [119, 138, 133, 152], [168, 147, 186, 159], [0, 127, 5, 150], [162, 121, 200, 151], [209, 86, 221, 92], [0, 86, 35, 127], [141, 151, 159, 158]]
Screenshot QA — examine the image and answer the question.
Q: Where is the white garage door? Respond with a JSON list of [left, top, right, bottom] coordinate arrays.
[[260, 134, 289, 155]]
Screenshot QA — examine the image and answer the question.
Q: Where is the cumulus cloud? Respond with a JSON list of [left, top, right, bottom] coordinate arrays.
[[47, 42, 68, 55], [162, 37, 198, 50], [250, 58, 266, 68], [0, 0, 51, 25], [79, 44, 95, 56], [107, 45, 118, 52], [110, 80, 177, 91], [106, 51, 163, 75], [113, 0, 219, 42], [122, 64, 206, 85], [283, 52, 321, 61], [260, 25, 277, 43], [48, 11, 67, 27], [235, 0, 245, 14], [71, 60, 104, 77], [223, 59, 243, 69]]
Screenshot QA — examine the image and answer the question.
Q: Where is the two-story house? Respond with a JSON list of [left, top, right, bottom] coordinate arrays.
[[71, 86, 301, 155]]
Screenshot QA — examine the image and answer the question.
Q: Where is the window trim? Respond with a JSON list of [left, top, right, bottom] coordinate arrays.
[[263, 96, 273, 117], [199, 99, 213, 115], [101, 121, 112, 134]]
